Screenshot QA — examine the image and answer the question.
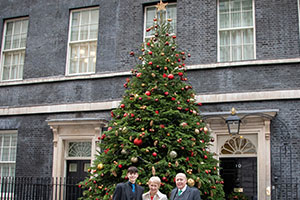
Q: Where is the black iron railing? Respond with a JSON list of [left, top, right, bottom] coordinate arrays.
[[0, 177, 84, 200]]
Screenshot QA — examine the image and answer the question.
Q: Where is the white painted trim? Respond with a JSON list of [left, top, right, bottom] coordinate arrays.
[[0, 90, 299, 116], [196, 89, 300, 103], [1, 57, 300, 86], [207, 114, 272, 200]]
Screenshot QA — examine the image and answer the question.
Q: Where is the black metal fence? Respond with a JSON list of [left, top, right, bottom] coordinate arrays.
[[0, 177, 84, 200]]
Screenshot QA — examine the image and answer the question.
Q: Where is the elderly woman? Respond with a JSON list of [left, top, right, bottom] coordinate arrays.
[[142, 176, 168, 200]]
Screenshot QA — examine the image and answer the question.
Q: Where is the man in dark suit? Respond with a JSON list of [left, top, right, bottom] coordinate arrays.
[[113, 166, 144, 200], [170, 173, 201, 200]]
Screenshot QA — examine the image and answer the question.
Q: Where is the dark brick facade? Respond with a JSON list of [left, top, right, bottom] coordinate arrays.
[[0, 0, 300, 198]]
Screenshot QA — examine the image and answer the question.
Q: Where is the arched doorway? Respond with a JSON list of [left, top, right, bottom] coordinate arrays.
[[204, 109, 276, 200], [219, 136, 257, 199]]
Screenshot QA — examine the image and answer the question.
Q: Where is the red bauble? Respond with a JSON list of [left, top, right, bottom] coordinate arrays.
[[164, 92, 169, 96], [148, 61, 153, 65], [130, 51, 134, 56], [171, 97, 176, 101], [155, 98, 159, 102], [134, 138, 143, 146], [145, 91, 151, 96], [204, 155, 208, 159], [148, 51, 153, 55], [178, 72, 183, 76], [165, 41, 169, 46], [136, 73, 142, 77], [155, 110, 159, 114], [152, 152, 157, 157], [120, 104, 125, 108], [168, 74, 174, 80], [118, 164, 123, 168], [172, 35, 176, 39]]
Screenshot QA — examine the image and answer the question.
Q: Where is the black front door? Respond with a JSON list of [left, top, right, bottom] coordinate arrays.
[[66, 160, 90, 200], [220, 157, 257, 200]]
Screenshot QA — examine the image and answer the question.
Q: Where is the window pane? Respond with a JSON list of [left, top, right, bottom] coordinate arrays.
[[90, 24, 98, 39], [81, 11, 89, 25], [220, 13, 230, 29], [243, 44, 254, 60], [220, 46, 230, 62], [91, 9, 99, 24], [232, 12, 241, 27], [21, 20, 28, 33], [232, 0, 241, 12], [232, 45, 242, 61], [80, 25, 89, 40], [72, 12, 80, 27], [10, 147, 16, 161], [231, 30, 242, 45], [219, 0, 229, 13], [69, 163, 77, 172], [243, 29, 253, 44], [13, 21, 22, 35], [220, 31, 230, 45], [242, 0, 252, 11], [4, 35, 12, 50], [167, 5, 177, 33], [145, 7, 156, 37], [12, 35, 20, 49], [242, 11, 252, 26], [6, 22, 13, 35], [71, 26, 79, 41], [68, 142, 92, 157]]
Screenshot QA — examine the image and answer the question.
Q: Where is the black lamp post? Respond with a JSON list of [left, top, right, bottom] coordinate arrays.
[[225, 108, 241, 135]]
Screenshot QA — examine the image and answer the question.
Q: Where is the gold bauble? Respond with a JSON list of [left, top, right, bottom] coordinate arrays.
[[131, 157, 138, 163], [121, 149, 128, 155], [187, 178, 195, 187], [97, 163, 104, 170], [150, 120, 154, 126], [195, 129, 200, 134], [198, 182, 202, 189], [204, 127, 208, 132]]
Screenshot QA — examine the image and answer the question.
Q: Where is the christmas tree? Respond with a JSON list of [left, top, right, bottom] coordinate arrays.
[[79, 1, 224, 199]]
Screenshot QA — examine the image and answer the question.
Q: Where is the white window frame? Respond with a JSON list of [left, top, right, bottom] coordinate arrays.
[[0, 130, 18, 177], [217, 0, 256, 62], [143, 3, 177, 40], [298, 0, 300, 40], [66, 7, 99, 76], [0, 17, 28, 82]]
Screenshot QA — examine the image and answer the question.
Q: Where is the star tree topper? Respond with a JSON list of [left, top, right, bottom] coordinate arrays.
[[155, 0, 168, 11]]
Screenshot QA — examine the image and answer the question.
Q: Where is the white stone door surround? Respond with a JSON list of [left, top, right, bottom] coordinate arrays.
[[202, 109, 277, 200], [47, 118, 107, 178]]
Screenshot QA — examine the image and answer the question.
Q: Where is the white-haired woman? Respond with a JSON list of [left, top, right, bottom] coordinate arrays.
[[142, 176, 168, 200]]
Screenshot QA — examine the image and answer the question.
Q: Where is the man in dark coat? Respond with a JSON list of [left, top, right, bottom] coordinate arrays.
[[170, 173, 201, 200], [113, 166, 144, 200]]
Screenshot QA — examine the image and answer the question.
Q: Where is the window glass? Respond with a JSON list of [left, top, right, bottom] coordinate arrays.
[[68, 7, 99, 75], [0, 132, 17, 177], [1, 18, 28, 81], [218, 0, 254, 62], [144, 3, 177, 38], [68, 142, 92, 157]]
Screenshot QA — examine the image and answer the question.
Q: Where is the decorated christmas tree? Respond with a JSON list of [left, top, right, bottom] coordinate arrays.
[[79, 1, 224, 199]]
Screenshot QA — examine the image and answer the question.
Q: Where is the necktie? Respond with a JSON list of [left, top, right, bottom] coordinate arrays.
[[132, 183, 135, 193], [178, 189, 182, 196]]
